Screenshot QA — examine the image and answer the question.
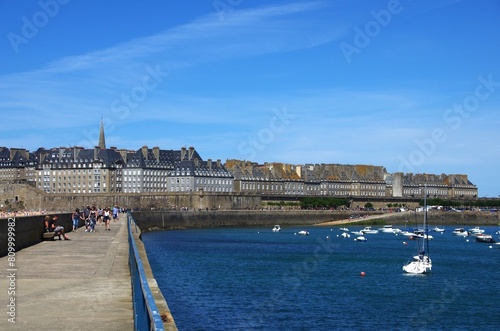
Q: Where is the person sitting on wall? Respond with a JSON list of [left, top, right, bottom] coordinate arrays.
[[45, 215, 70, 240]]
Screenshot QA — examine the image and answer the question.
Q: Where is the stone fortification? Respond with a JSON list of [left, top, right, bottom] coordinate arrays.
[[0, 181, 261, 212], [132, 210, 500, 232], [132, 210, 353, 231]]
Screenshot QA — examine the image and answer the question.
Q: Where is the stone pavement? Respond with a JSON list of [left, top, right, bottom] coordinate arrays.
[[0, 214, 134, 330]]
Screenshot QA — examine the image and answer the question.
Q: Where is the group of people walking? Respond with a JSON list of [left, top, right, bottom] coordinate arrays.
[[72, 205, 120, 233]]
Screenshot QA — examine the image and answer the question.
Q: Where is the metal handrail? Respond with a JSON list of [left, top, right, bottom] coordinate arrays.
[[127, 212, 165, 331]]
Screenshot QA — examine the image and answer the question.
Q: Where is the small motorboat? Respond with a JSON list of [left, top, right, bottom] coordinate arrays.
[[392, 228, 403, 235], [433, 226, 445, 233], [297, 230, 309, 236], [378, 225, 394, 233], [351, 230, 364, 236], [469, 226, 485, 234], [272, 225, 281, 232], [475, 233, 495, 243], [339, 227, 349, 232], [361, 226, 378, 234], [452, 228, 469, 237], [340, 232, 351, 238], [354, 236, 367, 242]]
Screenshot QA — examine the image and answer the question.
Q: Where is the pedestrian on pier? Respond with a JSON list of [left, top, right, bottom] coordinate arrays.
[[72, 208, 84, 232]]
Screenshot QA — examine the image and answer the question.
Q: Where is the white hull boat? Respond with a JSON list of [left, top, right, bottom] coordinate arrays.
[[272, 225, 281, 232], [469, 226, 485, 235], [433, 227, 445, 233], [297, 230, 309, 236], [452, 228, 469, 236], [361, 226, 378, 235], [402, 255, 432, 274], [354, 236, 367, 242], [403, 185, 432, 275], [379, 225, 395, 233]]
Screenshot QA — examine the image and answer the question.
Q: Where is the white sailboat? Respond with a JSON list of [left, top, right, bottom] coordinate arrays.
[[403, 185, 432, 274]]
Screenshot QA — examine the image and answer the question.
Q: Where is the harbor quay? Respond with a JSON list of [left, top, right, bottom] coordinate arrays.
[[0, 214, 136, 330]]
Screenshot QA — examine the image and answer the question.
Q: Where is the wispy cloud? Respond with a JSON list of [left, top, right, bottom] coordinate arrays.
[[0, 1, 345, 135]]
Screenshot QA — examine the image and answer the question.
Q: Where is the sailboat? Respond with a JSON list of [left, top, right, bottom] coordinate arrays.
[[402, 185, 432, 274]]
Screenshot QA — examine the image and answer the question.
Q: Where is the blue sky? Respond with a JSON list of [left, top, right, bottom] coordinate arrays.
[[1, 0, 499, 197]]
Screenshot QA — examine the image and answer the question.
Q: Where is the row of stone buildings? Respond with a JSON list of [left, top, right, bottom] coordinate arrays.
[[0, 144, 478, 200], [0, 122, 478, 200]]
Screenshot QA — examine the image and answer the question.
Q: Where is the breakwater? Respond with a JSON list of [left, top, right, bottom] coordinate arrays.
[[132, 210, 351, 231], [131, 210, 500, 232]]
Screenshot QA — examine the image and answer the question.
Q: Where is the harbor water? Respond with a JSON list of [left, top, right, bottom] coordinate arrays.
[[142, 225, 500, 330]]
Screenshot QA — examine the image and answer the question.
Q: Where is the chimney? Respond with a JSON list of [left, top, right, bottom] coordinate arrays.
[[217, 159, 221, 168], [94, 146, 101, 160], [153, 146, 160, 162], [118, 149, 128, 163], [40, 150, 49, 163], [73, 146, 83, 161], [181, 147, 186, 160], [207, 158, 212, 170], [188, 146, 194, 160], [141, 146, 148, 160]]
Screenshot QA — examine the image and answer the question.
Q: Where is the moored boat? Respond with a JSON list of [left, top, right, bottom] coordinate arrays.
[[378, 225, 395, 233], [354, 236, 367, 242], [475, 233, 496, 243], [403, 185, 432, 274], [433, 226, 445, 233], [297, 230, 309, 236], [272, 225, 281, 232], [452, 228, 469, 236], [469, 226, 485, 234], [361, 226, 378, 234]]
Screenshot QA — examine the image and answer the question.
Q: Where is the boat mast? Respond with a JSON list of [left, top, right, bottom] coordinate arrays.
[[424, 184, 430, 257]]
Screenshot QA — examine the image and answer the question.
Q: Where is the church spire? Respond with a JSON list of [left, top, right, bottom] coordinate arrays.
[[98, 118, 106, 149]]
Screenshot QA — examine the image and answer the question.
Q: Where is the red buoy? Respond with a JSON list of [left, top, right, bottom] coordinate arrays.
[[360, 271, 366, 277]]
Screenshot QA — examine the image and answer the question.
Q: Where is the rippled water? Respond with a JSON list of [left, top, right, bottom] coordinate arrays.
[[142, 225, 500, 331]]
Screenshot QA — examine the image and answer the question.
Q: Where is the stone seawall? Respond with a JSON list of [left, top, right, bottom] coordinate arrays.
[[132, 210, 354, 231], [132, 210, 500, 232]]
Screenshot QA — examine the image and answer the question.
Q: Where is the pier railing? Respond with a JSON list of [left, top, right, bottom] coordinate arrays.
[[128, 212, 165, 331]]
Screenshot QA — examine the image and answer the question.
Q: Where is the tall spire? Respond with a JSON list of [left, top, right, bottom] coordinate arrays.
[[98, 118, 106, 149]]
